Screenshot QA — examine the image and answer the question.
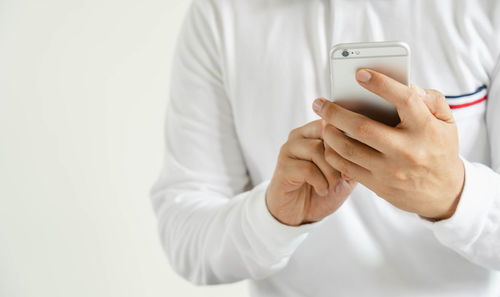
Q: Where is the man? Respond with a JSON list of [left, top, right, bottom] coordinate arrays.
[[151, 0, 500, 296]]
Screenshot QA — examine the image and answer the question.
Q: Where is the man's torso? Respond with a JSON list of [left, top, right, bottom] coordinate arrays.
[[210, 0, 500, 295]]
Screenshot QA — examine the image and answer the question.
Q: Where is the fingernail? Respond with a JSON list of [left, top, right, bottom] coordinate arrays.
[[323, 189, 329, 196], [335, 181, 343, 194], [313, 98, 325, 114], [356, 70, 372, 83]]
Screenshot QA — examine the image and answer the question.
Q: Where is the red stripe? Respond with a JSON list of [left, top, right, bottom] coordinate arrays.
[[449, 95, 487, 109]]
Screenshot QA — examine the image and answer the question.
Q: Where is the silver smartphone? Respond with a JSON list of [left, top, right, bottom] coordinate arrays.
[[329, 41, 410, 126]]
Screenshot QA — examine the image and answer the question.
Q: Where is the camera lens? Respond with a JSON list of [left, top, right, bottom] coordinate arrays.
[[342, 50, 349, 57]]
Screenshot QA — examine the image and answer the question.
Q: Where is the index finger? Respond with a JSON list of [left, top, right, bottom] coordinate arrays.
[[356, 69, 431, 124], [314, 98, 402, 153], [356, 69, 411, 108]]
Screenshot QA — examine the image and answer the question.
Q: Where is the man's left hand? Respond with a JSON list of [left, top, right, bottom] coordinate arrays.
[[312, 69, 465, 220]]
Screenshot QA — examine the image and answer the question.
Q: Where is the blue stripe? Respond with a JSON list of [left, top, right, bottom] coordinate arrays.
[[445, 85, 487, 99]]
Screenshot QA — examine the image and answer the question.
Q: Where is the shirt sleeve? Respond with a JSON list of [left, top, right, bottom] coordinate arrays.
[[150, 0, 316, 285], [420, 58, 500, 271]]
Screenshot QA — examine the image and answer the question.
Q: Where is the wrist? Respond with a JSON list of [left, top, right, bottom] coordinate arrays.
[[265, 186, 303, 227], [427, 158, 465, 221]]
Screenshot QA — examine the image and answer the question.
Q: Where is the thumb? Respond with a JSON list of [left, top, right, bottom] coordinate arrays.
[[417, 86, 454, 123]]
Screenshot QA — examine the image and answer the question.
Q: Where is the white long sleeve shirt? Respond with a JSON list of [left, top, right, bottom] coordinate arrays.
[[151, 0, 500, 296]]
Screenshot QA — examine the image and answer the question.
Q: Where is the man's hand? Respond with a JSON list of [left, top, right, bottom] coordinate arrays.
[[313, 69, 465, 221], [266, 120, 357, 226]]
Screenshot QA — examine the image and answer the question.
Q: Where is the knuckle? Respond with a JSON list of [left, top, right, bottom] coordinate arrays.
[[312, 140, 325, 155], [323, 124, 336, 141], [288, 128, 300, 140], [391, 168, 408, 182], [324, 146, 336, 162], [340, 140, 355, 158], [428, 89, 448, 106], [401, 93, 415, 108], [337, 159, 351, 177], [325, 149, 349, 175], [279, 142, 289, 155], [301, 162, 316, 176], [323, 122, 335, 133], [412, 148, 428, 164], [404, 148, 427, 167], [312, 120, 324, 134], [424, 113, 437, 126], [428, 89, 444, 98], [407, 92, 420, 105], [355, 120, 372, 136]]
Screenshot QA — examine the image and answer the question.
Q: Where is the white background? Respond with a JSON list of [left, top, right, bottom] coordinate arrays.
[[0, 0, 248, 296]]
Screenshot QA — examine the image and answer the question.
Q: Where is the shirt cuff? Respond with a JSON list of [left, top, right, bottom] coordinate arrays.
[[243, 180, 320, 260], [419, 157, 499, 248]]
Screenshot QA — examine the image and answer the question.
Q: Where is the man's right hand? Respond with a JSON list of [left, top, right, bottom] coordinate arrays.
[[266, 119, 357, 226]]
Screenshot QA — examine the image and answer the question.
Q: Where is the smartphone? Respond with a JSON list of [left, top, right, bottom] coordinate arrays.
[[329, 41, 410, 126]]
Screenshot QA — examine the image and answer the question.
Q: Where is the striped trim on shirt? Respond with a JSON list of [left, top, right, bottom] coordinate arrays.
[[446, 85, 487, 109]]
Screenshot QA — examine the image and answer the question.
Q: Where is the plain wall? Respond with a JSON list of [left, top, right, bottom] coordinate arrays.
[[0, 0, 248, 296]]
